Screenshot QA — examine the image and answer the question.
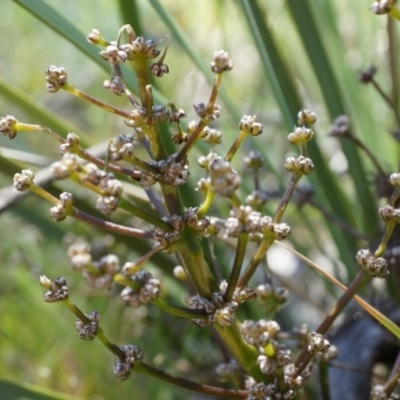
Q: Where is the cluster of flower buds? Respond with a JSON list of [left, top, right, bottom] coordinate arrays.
[[50, 191, 73, 221], [239, 115, 263, 136], [59, 133, 80, 154], [370, 384, 400, 400], [356, 249, 389, 278], [13, 169, 35, 192], [75, 310, 100, 341], [215, 359, 240, 382], [210, 50, 233, 73], [39, 276, 69, 303], [287, 126, 314, 145], [328, 115, 350, 137], [83, 253, 121, 289], [0, 115, 18, 139], [257, 344, 292, 375], [240, 319, 281, 348], [96, 173, 123, 215], [198, 126, 222, 146], [188, 283, 256, 327], [113, 344, 143, 381], [256, 284, 289, 305], [194, 102, 222, 121], [67, 240, 93, 270], [307, 332, 330, 355], [188, 294, 238, 328], [108, 134, 135, 161], [284, 155, 314, 175], [260, 216, 291, 240], [120, 270, 160, 307], [45, 65, 68, 93], [370, 0, 396, 15], [51, 153, 80, 180], [207, 155, 240, 197], [379, 205, 400, 224], [245, 378, 296, 400], [151, 153, 189, 186]]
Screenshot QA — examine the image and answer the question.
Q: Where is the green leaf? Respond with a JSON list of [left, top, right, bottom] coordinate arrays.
[[239, 0, 359, 269], [0, 379, 82, 400], [287, 0, 380, 237]]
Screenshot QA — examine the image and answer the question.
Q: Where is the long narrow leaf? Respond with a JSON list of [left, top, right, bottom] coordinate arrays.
[[240, 0, 358, 268], [287, 0, 380, 237]]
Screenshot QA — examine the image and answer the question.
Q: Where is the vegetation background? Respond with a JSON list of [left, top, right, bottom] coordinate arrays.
[[0, 0, 398, 399]]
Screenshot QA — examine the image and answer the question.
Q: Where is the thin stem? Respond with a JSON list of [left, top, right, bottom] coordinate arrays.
[[197, 189, 215, 218], [76, 147, 142, 180], [29, 182, 59, 204], [225, 131, 247, 162], [318, 360, 332, 400], [238, 235, 274, 288], [293, 270, 370, 377], [176, 119, 208, 163], [63, 299, 125, 359], [383, 351, 400, 396], [274, 172, 302, 223], [135, 362, 248, 399], [308, 199, 371, 241], [177, 73, 223, 163], [345, 130, 387, 178], [152, 298, 208, 320], [63, 84, 132, 119], [118, 197, 172, 231], [224, 233, 249, 302], [70, 208, 153, 239]]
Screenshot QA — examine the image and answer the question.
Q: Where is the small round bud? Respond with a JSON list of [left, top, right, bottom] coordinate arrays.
[[173, 265, 187, 280], [50, 204, 67, 222], [297, 109, 317, 125], [371, 0, 395, 15], [210, 50, 233, 73], [239, 115, 263, 136], [288, 126, 314, 145], [39, 275, 52, 289], [358, 66, 377, 83], [328, 115, 350, 137], [307, 332, 330, 355], [86, 29, 102, 45], [0, 115, 18, 139], [151, 62, 169, 77], [13, 169, 35, 191], [389, 172, 400, 187]]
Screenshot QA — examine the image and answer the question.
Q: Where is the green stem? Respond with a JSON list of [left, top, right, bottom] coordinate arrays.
[[173, 230, 219, 297], [118, 197, 172, 231], [274, 171, 302, 223], [224, 233, 249, 302], [225, 131, 247, 162], [238, 235, 274, 288], [63, 84, 132, 119], [63, 299, 125, 359]]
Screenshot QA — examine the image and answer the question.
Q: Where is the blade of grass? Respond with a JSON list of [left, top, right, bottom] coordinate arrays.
[[287, 0, 380, 238], [116, 0, 143, 36], [239, 0, 358, 269], [277, 240, 400, 339]]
